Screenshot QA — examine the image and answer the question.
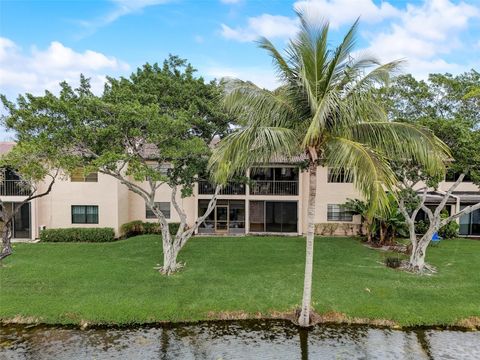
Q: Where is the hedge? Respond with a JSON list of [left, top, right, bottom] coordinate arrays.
[[120, 221, 180, 238], [40, 228, 116, 243]]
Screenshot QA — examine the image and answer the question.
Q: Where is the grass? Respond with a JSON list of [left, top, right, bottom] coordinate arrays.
[[0, 235, 479, 327]]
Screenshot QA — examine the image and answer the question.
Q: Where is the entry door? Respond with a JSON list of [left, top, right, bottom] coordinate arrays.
[[215, 205, 228, 232]]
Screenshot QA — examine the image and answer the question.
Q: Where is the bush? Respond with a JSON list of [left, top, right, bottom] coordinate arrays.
[[415, 220, 429, 235], [385, 256, 402, 269], [120, 220, 180, 238], [439, 220, 459, 239], [40, 228, 115, 242]]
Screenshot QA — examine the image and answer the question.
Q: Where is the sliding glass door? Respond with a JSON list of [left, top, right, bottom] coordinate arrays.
[[198, 200, 245, 234], [459, 206, 480, 236], [249, 201, 298, 233]]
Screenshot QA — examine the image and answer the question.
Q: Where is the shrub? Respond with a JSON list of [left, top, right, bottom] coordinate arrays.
[[439, 220, 459, 239], [168, 222, 180, 236], [40, 228, 115, 242], [120, 220, 180, 238], [120, 220, 145, 238], [385, 256, 402, 269], [415, 220, 429, 235]]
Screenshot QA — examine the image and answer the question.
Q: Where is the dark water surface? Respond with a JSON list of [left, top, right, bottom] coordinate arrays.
[[1, 320, 479, 359]]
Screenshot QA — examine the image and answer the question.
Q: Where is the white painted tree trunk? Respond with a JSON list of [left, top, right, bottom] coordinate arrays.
[[298, 162, 317, 327], [408, 230, 434, 271], [160, 233, 181, 275]]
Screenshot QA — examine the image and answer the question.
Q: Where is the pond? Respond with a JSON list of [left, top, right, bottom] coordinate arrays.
[[1, 320, 479, 359]]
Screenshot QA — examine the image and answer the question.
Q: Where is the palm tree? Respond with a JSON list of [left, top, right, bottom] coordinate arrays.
[[209, 13, 449, 327]]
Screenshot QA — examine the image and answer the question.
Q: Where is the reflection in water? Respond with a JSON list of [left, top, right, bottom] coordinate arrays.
[[1, 320, 479, 360]]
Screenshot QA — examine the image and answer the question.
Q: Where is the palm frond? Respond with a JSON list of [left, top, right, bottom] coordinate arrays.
[[209, 125, 298, 183], [222, 79, 296, 128], [325, 137, 398, 214], [347, 121, 450, 175]]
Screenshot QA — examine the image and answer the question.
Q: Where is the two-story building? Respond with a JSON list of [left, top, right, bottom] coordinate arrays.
[[1, 142, 479, 240]]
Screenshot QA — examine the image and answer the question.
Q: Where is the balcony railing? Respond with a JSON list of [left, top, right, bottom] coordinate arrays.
[[0, 180, 31, 196], [198, 180, 246, 195], [250, 180, 298, 196]]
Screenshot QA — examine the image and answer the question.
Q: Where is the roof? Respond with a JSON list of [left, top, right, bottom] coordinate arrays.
[[423, 191, 480, 205], [0, 142, 15, 155]]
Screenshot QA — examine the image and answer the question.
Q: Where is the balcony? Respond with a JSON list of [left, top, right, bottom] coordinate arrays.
[[250, 180, 298, 196], [198, 180, 246, 195], [0, 180, 31, 196]]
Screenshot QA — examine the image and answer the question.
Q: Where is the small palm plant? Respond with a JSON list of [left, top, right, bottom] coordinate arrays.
[[210, 12, 449, 326]]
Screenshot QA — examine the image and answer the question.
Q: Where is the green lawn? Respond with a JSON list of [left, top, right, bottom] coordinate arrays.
[[0, 236, 479, 327]]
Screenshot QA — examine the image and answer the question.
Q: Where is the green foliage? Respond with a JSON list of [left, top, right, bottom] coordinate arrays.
[[385, 256, 402, 269], [439, 221, 459, 239], [380, 71, 480, 186], [438, 212, 459, 239], [40, 228, 115, 242], [120, 221, 180, 238], [1, 236, 479, 326], [1, 55, 230, 199], [380, 71, 480, 127], [415, 220, 429, 235]]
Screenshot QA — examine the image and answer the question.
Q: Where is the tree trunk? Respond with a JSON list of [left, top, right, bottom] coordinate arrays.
[[0, 221, 13, 261], [160, 240, 181, 275], [298, 162, 317, 327], [408, 232, 432, 271]]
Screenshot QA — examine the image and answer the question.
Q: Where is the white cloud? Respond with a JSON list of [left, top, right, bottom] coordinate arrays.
[[220, 0, 242, 3], [221, 14, 299, 42], [0, 37, 129, 97], [294, 0, 400, 29], [364, 0, 480, 78], [77, 0, 171, 36], [220, 0, 401, 42], [194, 35, 205, 44], [204, 65, 279, 90]]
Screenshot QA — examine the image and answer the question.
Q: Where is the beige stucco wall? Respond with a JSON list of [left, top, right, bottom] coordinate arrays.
[[25, 165, 479, 240], [36, 172, 122, 236]]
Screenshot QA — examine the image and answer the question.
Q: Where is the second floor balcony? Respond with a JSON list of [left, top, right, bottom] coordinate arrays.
[[198, 167, 300, 197], [249, 180, 298, 196], [198, 180, 246, 195], [0, 179, 31, 196]]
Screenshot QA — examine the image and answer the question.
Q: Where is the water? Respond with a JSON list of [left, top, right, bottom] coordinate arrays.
[[1, 320, 479, 360]]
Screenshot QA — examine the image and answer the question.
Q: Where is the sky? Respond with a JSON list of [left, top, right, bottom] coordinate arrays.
[[0, 0, 479, 138]]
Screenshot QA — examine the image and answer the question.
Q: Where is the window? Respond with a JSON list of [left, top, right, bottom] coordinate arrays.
[[146, 202, 170, 219], [71, 205, 98, 224], [327, 168, 353, 183], [327, 204, 353, 221], [71, 168, 98, 182]]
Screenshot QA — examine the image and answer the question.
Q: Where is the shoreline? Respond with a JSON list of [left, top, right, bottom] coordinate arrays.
[[2, 312, 479, 331]]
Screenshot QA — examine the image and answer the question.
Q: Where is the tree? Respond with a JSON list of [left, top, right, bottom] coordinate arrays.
[[1, 56, 230, 274], [381, 72, 480, 271], [209, 13, 448, 326], [381, 71, 480, 127], [0, 143, 61, 260], [395, 120, 480, 271]]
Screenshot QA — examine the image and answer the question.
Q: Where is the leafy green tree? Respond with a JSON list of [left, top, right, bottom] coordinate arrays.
[[381, 71, 480, 271], [381, 71, 480, 127], [1, 56, 230, 274], [395, 119, 480, 271], [209, 13, 448, 326]]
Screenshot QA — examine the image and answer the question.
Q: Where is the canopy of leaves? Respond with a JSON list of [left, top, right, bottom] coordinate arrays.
[[1, 56, 231, 196], [380, 71, 480, 185], [380, 71, 480, 127]]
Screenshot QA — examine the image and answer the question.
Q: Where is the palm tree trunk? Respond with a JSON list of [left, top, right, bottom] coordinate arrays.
[[298, 161, 317, 327]]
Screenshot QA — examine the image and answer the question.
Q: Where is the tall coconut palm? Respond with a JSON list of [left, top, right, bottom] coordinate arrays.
[[209, 13, 449, 327]]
